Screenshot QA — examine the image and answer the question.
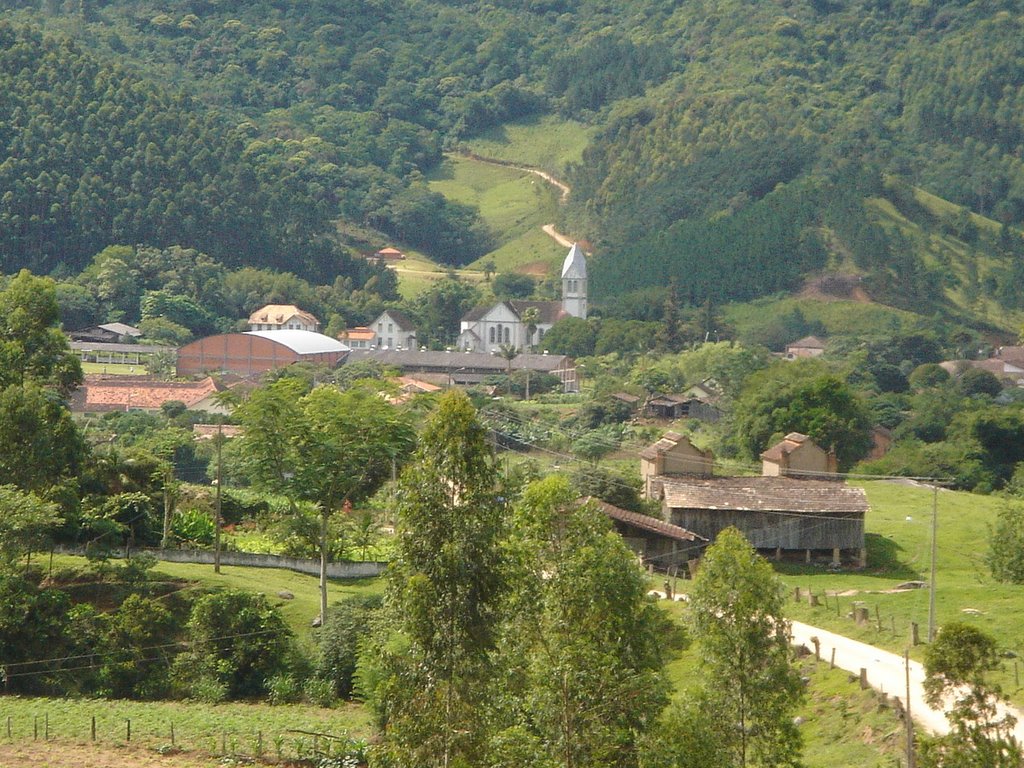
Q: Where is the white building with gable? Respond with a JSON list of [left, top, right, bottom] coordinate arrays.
[[457, 243, 588, 354]]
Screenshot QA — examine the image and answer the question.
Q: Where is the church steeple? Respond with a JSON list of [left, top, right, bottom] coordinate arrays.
[[560, 243, 587, 319]]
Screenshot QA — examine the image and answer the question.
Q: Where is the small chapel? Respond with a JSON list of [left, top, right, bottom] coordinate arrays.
[[457, 243, 587, 354]]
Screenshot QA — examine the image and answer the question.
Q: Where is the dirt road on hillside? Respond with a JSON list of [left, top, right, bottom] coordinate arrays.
[[789, 620, 1024, 738]]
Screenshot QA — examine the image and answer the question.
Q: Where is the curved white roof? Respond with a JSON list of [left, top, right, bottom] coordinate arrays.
[[244, 330, 349, 355]]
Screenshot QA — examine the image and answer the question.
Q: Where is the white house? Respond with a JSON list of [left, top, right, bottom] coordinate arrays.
[[458, 243, 588, 354], [372, 309, 418, 350]]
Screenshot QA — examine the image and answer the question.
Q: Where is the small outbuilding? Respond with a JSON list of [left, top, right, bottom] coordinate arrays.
[[760, 432, 836, 478], [585, 497, 707, 570], [640, 431, 713, 498], [785, 335, 826, 359]]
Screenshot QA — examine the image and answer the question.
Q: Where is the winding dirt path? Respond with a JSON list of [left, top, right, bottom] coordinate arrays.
[[454, 151, 581, 249]]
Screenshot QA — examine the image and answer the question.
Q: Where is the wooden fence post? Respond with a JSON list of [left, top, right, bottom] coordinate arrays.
[[91, 716, 95, 741], [860, 668, 869, 689]]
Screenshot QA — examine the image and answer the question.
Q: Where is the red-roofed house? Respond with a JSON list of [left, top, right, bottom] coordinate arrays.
[[374, 247, 406, 260], [340, 326, 376, 350]]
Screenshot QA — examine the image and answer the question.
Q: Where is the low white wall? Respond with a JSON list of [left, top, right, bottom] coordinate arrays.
[[55, 545, 387, 579]]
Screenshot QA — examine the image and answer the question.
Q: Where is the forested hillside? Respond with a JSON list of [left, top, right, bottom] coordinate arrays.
[[4, 0, 1024, 325]]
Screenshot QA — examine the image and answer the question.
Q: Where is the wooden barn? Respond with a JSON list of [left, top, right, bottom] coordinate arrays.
[[656, 476, 868, 566], [585, 497, 707, 570]]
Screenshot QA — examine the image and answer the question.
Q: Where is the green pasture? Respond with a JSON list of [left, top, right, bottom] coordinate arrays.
[[426, 154, 564, 274], [462, 114, 593, 175], [724, 294, 918, 341], [80, 362, 143, 375], [0, 695, 371, 759], [768, 482, 1024, 704]]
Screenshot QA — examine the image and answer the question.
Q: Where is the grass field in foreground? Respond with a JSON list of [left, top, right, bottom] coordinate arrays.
[[660, 600, 903, 767], [0, 695, 370, 761]]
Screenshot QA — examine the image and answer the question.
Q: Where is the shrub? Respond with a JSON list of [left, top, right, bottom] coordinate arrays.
[[174, 590, 293, 699], [987, 502, 1024, 583], [316, 594, 382, 700]]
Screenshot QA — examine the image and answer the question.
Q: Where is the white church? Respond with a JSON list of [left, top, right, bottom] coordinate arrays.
[[457, 243, 588, 354]]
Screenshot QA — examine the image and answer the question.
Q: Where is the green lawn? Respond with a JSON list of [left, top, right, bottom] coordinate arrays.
[[462, 114, 593, 175], [80, 362, 143, 375]]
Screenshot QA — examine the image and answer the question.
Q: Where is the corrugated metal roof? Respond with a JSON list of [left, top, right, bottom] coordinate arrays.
[[244, 330, 350, 354], [660, 476, 869, 515], [347, 349, 573, 372]]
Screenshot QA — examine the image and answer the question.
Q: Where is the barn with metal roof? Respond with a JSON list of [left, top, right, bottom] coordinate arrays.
[[176, 330, 349, 377]]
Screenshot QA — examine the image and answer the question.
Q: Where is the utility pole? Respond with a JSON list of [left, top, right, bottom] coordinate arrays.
[[905, 649, 915, 768], [928, 483, 938, 642], [214, 423, 223, 574]]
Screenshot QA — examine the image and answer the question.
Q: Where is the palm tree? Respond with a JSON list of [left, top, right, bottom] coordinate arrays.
[[498, 343, 519, 376], [521, 306, 540, 352]]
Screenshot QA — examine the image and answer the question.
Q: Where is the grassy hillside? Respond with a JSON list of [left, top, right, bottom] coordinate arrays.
[[461, 115, 594, 177]]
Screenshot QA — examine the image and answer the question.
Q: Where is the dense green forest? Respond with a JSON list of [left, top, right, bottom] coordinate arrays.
[[5, 0, 1024, 324]]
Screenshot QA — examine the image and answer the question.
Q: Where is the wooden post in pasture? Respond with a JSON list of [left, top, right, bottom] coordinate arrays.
[[126, 719, 131, 742], [859, 668, 869, 689], [33, 716, 37, 740], [910, 622, 920, 646], [91, 716, 95, 741], [170, 722, 175, 746], [811, 636, 820, 661], [830, 648, 836, 669], [44, 713, 48, 740]]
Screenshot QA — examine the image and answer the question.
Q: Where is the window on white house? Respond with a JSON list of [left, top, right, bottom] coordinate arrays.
[[504, 327, 510, 343], [489, 327, 495, 343]]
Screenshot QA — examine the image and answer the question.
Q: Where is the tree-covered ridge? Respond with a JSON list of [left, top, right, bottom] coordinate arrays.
[[0, 23, 358, 278]]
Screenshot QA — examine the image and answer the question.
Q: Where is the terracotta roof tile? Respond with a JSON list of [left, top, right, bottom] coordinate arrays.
[[72, 375, 220, 412], [582, 497, 706, 542]]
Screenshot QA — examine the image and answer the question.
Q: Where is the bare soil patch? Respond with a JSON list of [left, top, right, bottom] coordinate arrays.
[[0, 742, 221, 768]]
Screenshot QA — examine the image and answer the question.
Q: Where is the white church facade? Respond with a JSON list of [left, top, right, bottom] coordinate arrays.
[[458, 243, 588, 354]]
